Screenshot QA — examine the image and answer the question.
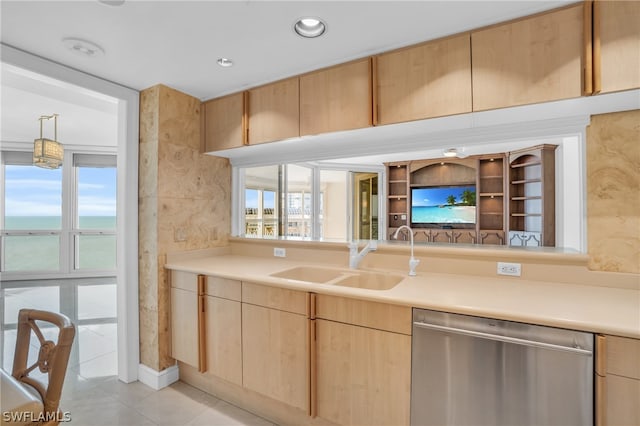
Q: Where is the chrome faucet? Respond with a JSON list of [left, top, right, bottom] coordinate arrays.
[[348, 240, 377, 269], [392, 225, 420, 276]]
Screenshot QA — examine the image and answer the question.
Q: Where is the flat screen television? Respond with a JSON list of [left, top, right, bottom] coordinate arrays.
[[411, 185, 476, 227]]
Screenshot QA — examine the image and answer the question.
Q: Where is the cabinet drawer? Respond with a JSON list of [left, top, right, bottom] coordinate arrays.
[[206, 276, 241, 301], [170, 270, 198, 292], [315, 295, 411, 335], [242, 282, 309, 315], [607, 336, 640, 379]]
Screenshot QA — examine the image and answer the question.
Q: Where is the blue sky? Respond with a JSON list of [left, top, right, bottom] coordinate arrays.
[[5, 165, 116, 216], [412, 186, 475, 207], [245, 189, 276, 209]]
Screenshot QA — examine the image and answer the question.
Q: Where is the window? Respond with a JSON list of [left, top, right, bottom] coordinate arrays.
[[1, 151, 116, 276], [2, 153, 62, 272], [238, 164, 382, 241], [244, 165, 279, 238], [74, 154, 117, 270]]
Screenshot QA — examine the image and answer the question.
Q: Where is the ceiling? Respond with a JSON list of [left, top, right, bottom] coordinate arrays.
[[1, 0, 575, 100], [1, 0, 575, 150]]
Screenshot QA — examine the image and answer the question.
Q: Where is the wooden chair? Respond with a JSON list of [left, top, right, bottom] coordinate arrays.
[[11, 309, 76, 426]]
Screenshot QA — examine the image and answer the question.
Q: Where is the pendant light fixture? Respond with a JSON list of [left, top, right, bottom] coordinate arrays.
[[33, 114, 64, 169]]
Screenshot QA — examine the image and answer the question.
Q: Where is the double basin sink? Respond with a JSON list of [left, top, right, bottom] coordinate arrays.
[[270, 266, 404, 291]]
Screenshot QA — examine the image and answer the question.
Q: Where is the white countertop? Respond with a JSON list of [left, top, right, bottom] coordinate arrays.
[[166, 254, 640, 339]]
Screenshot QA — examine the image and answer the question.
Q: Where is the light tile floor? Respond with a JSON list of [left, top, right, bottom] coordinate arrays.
[[59, 374, 277, 426], [2, 280, 276, 426]]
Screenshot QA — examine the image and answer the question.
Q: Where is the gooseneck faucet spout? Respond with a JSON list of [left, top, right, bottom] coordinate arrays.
[[392, 225, 420, 276], [348, 240, 378, 269]]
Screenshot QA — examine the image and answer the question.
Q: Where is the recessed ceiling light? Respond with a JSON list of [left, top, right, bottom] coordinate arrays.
[[294, 17, 327, 38], [62, 37, 105, 58], [98, 0, 125, 6], [217, 58, 234, 68]]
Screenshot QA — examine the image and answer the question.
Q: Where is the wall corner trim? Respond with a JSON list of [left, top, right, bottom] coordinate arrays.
[[137, 363, 179, 390]]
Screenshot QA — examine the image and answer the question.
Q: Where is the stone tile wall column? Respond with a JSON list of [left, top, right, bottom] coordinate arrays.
[[587, 109, 640, 273], [139, 85, 230, 371]]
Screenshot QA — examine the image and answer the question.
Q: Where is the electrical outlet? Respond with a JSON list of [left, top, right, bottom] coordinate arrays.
[[273, 248, 286, 258], [497, 262, 521, 277]]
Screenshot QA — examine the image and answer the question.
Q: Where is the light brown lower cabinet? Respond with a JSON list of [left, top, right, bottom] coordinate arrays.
[[314, 319, 411, 425], [241, 283, 310, 412], [169, 271, 202, 370], [596, 334, 640, 426], [205, 276, 242, 385]]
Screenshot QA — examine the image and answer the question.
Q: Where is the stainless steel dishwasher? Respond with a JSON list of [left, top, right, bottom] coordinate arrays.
[[411, 308, 594, 426]]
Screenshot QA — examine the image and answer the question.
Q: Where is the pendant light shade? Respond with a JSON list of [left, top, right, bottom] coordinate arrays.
[[33, 114, 63, 169]]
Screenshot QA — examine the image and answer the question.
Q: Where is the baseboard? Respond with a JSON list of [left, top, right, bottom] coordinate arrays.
[[137, 363, 179, 390]]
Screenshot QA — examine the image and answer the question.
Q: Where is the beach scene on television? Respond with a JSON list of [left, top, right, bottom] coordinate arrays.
[[411, 186, 477, 224]]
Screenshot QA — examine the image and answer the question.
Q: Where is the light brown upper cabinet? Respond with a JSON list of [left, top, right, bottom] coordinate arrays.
[[247, 77, 299, 145], [471, 4, 585, 111], [374, 33, 472, 125], [299, 58, 372, 135], [202, 92, 246, 152], [594, 0, 640, 94]]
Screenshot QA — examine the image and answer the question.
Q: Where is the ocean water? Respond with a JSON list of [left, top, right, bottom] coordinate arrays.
[[412, 206, 476, 224], [3, 216, 116, 272]]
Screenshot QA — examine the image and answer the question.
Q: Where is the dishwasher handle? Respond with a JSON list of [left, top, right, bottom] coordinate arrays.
[[413, 321, 593, 356]]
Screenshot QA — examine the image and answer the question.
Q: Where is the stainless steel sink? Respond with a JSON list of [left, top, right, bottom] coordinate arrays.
[[270, 266, 345, 283], [333, 271, 404, 290], [270, 266, 404, 290]]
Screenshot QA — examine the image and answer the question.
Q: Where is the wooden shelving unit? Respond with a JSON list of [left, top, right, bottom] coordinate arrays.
[[386, 162, 409, 232], [508, 144, 557, 247], [477, 155, 506, 245]]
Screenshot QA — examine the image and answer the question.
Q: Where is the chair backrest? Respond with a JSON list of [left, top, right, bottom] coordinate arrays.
[[11, 309, 76, 419]]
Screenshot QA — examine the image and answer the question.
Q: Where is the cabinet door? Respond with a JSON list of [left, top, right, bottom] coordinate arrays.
[[472, 4, 584, 111], [598, 335, 640, 426], [202, 92, 245, 151], [316, 319, 411, 426], [375, 33, 471, 124], [242, 303, 309, 411], [248, 78, 299, 145], [607, 374, 640, 426], [170, 287, 199, 368], [300, 58, 372, 135], [596, 0, 640, 93], [206, 296, 242, 385]]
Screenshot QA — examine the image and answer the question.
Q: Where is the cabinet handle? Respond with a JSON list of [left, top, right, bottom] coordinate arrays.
[[592, 0, 602, 94], [371, 56, 379, 126], [309, 319, 317, 418], [583, 0, 594, 96], [413, 321, 593, 356], [198, 294, 207, 373]]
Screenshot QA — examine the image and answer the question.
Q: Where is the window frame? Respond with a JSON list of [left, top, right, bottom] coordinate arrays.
[[1, 149, 117, 279], [234, 162, 385, 241]]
